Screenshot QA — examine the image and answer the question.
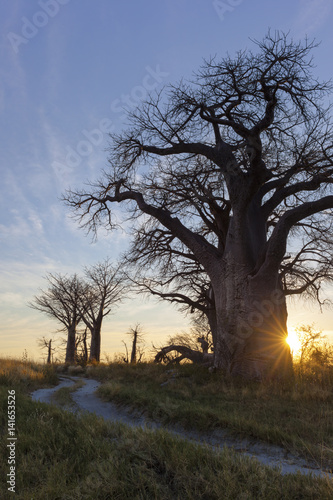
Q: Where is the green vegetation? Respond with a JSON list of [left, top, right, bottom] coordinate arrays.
[[0, 358, 332, 498], [51, 379, 85, 408], [89, 362, 333, 468]]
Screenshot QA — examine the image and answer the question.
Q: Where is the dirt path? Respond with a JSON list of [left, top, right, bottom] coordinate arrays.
[[31, 376, 332, 479]]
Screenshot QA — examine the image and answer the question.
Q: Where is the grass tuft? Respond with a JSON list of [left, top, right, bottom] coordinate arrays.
[[51, 379, 85, 407]]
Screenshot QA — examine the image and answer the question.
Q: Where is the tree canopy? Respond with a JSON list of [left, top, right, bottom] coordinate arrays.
[[64, 32, 333, 379]]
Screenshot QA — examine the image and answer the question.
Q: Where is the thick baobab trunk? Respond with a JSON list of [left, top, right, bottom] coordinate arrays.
[[89, 329, 101, 362], [212, 259, 292, 380], [210, 205, 293, 380], [65, 324, 76, 364], [206, 287, 218, 348], [89, 321, 102, 362]]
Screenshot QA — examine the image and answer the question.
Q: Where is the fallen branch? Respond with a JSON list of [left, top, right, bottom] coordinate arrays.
[[154, 344, 213, 366]]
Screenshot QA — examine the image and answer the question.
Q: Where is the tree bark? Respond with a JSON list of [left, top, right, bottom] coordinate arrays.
[[83, 329, 88, 363], [47, 339, 52, 364], [130, 328, 138, 364], [65, 324, 76, 364], [211, 244, 292, 380], [89, 320, 102, 362], [206, 293, 217, 348]]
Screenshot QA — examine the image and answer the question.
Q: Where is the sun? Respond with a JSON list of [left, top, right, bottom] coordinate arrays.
[[286, 329, 301, 355]]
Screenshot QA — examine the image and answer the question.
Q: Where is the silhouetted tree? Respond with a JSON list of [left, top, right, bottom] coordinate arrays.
[[37, 336, 55, 364], [65, 32, 333, 380], [80, 260, 126, 362], [75, 327, 89, 364], [295, 324, 333, 366], [122, 324, 146, 364], [30, 274, 83, 364], [125, 207, 333, 353]]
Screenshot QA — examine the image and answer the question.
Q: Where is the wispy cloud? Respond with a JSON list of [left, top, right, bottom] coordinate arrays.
[[0, 171, 46, 246], [0, 292, 25, 307]]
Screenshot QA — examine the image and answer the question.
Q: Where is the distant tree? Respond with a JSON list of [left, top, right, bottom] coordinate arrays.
[[37, 336, 55, 364], [296, 324, 333, 367], [30, 274, 83, 364], [80, 260, 127, 362], [65, 32, 333, 380], [122, 324, 146, 364], [75, 327, 89, 364]]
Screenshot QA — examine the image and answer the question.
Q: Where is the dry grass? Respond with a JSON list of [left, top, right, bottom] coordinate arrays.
[[0, 357, 57, 391]]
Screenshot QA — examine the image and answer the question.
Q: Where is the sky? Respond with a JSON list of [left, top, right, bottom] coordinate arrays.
[[1, 0, 333, 361]]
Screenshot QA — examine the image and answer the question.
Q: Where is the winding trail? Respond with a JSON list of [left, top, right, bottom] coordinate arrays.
[[31, 376, 332, 479]]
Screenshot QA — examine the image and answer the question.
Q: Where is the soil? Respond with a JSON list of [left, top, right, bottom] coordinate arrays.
[[30, 375, 332, 479]]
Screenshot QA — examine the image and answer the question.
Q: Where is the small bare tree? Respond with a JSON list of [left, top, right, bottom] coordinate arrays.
[[296, 324, 333, 367], [37, 336, 55, 364], [75, 327, 89, 364], [30, 274, 83, 364], [122, 324, 146, 364], [79, 260, 127, 362]]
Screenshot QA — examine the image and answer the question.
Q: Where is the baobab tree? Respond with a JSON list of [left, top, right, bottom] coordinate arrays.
[[65, 32, 333, 380], [30, 274, 83, 364], [125, 202, 333, 356], [79, 260, 126, 362]]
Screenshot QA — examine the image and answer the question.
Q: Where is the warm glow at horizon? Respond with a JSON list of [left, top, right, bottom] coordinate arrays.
[[286, 328, 302, 355]]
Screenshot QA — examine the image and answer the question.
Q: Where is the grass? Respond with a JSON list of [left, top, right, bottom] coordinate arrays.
[[1, 386, 333, 499], [87, 362, 333, 469], [0, 357, 58, 392], [51, 379, 85, 408], [1, 358, 333, 498]]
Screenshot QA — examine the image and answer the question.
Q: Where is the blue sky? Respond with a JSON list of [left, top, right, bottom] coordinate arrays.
[[1, 0, 333, 361]]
